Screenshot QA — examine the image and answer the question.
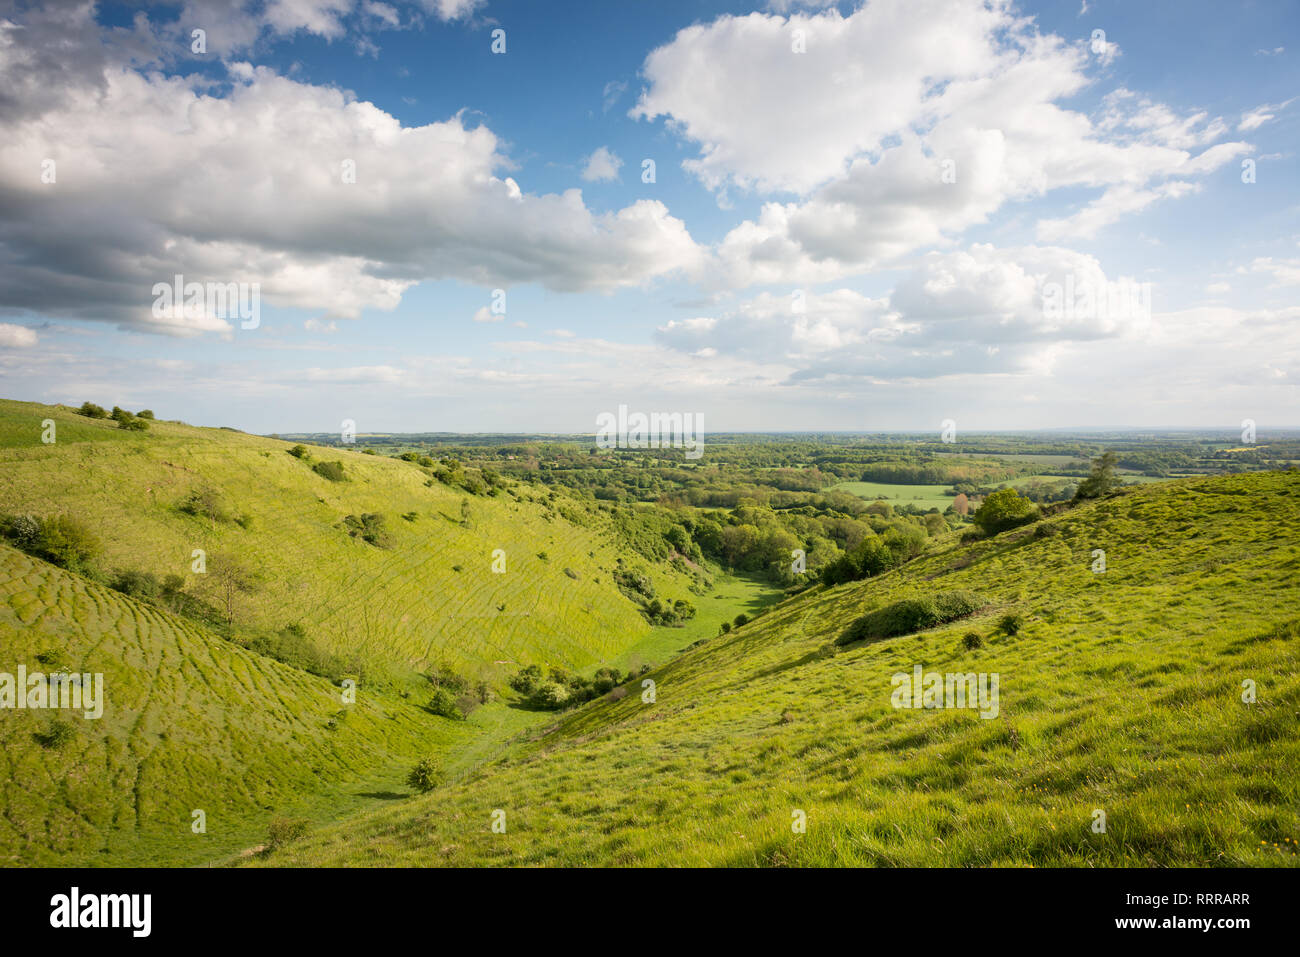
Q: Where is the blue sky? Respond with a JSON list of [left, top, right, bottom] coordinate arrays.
[[0, 0, 1297, 433]]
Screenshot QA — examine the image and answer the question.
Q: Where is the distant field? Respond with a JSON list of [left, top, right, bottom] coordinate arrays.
[[831, 481, 953, 510], [935, 452, 1088, 467]]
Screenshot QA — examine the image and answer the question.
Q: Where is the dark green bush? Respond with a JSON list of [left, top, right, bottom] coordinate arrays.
[[288, 444, 309, 459], [77, 402, 107, 418], [999, 612, 1025, 636], [312, 460, 346, 482], [508, 664, 543, 694], [836, 590, 987, 645], [426, 688, 465, 720], [343, 512, 389, 547], [406, 758, 442, 793], [33, 720, 76, 750]]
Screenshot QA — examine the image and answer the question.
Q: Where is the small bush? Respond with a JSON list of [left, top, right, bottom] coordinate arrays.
[[178, 488, 234, 524], [77, 402, 107, 419], [962, 631, 983, 650], [135, 409, 155, 420], [118, 415, 149, 431], [528, 681, 570, 710], [406, 758, 442, 793], [34, 720, 76, 750], [266, 817, 310, 850], [999, 613, 1025, 636], [509, 664, 543, 694], [29, 515, 101, 571], [288, 444, 309, 459], [343, 512, 390, 547], [313, 460, 346, 482], [110, 568, 161, 601], [836, 590, 987, 646], [426, 687, 465, 720]]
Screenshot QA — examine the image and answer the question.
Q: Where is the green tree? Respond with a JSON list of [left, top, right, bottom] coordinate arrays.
[[973, 488, 1039, 535], [1074, 451, 1119, 500]]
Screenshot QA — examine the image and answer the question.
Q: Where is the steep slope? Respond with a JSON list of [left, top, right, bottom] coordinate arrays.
[[0, 544, 461, 866], [255, 470, 1300, 866], [0, 399, 702, 684]]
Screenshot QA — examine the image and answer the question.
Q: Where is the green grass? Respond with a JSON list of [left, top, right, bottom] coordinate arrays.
[[0, 399, 777, 866], [0, 399, 699, 682], [831, 481, 954, 510], [254, 471, 1300, 867]]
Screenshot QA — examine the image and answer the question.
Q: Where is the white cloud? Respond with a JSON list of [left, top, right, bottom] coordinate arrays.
[[635, 1, 1247, 286], [659, 244, 1153, 381], [0, 19, 703, 334], [0, 322, 37, 347], [1245, 257, 1300, 286], [473, 306, 501, 322], [1239, 97, 1295, 132], [581, 146, 623, 182]]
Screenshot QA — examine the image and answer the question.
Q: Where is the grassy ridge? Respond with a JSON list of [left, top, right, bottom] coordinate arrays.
[[254, 470, 1300, 866], [0, 399, 700, 682]]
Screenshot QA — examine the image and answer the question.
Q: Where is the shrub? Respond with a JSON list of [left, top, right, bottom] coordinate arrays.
[[34, 720, 76, 750], [118, 415, 149, 431], [564, 567, 580, 580], [528, 681, 570, 710], [312, 460, 346, 482], [110, 569, 161, 601], [733, 613, 749, 627], [1, 514, 41, 550], [962, 631, 983, 650], [426, 688, 465, 720], [607, 685, 629, 702], [406, 758, 442, 793], [266, 817, 310, 850], [343, 512, 390, 547], [836, 590, 987, 646], [509, 664, 544, 694], [288, 444, 309, 459], [135, 409, 155, 420], [999, 613, 1025, 636], [178, 488, 234, 524], [77, 402, 107, 419], [31, 515, 101, 571], [973, 488, 1039, 535]]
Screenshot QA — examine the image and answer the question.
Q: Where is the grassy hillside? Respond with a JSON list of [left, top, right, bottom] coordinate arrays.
[[0, 399, 704, 684], [0, 398, 758, 866], [0, 543, 463, 866], [253, 470, 1300, 866]]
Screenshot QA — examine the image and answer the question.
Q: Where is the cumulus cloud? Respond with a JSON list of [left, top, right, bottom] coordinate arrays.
[[581, 146, 623, 182], [658, 244, 1153, 381], [635, 0, 1249, 286], [0, 321, 36, 347], [0, 9, 702, 334]]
